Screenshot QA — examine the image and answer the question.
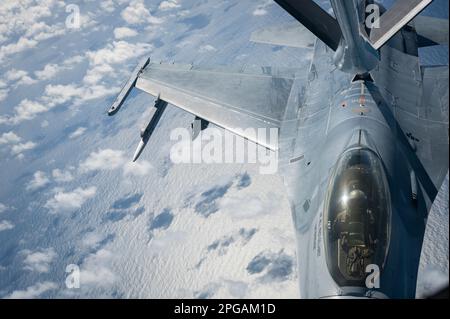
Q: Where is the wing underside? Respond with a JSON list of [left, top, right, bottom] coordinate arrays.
[[134, 63, 297, 150]]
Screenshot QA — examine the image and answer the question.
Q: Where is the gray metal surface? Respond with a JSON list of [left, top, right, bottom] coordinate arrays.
[[250, 23, 316, 48], [108, 57, 150, 116], [414, 15, 449, 46], [108, 0, 449, 299], [136, 63, 296, 150], [273, 0, 343, 51], [370, 0, 433, 49]]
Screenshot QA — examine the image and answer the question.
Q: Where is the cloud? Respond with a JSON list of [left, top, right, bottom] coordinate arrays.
[[150, 231, 187, 255], [159, 0, 181, 11], [0, 1, 90, 63], [42, 83, 116, 107], [43, 84, 85, 106], [22, 248, 57, 273], [11, 141, 37, 156], [0, 37, 38, 62], [219, 193, 278, 220], [45, 186, 97, 212], [81, 40, 152, 91], [2, 41, 150, 125], [246, 250, 295, 283], [252, 8, 268, 16], [69, 127, 87, 139], [86, 41, 152, 68], [80, 149, 126, 172], [4, 69, 28, 82], [6, 282, 57, 299], [113, 27, 138, 39], [253, 1, 272, 16], [8, 99, 48, 124], [0, 131, 35, 157], [80, 249, 117, 287], [27, 171, 50, 191], [52, 169, 74, 183], [0, 131, 21, 144], [123, 160, 153, 177], [0, 88, 8, 102], [80, 231, 108, 250], [121, 0, 164, 25], [100, 0, 116, 13], [80, 149, 152, 177], [0, 220, 14, 232], [198, 44, 217, 53], [417, 266, 449, 298], [34, 63, 62, 81], [0, 203, 7, 213]]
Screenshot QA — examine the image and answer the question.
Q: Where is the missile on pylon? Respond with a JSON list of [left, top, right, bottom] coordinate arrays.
[[108, 57, 150, 116], [132, 96, 168, 162]]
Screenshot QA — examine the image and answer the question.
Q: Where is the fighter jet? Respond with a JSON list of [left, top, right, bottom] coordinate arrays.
[[107, 0, 449, 298]]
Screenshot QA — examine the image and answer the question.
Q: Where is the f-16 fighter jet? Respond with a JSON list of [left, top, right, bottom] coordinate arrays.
[[108, 0, 449, 298]]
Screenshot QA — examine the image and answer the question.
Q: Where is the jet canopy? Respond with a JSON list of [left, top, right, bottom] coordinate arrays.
[[324, 148, 391, 288]]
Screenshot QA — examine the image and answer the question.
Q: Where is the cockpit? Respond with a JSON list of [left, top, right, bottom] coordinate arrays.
[[324, 148, 391, 287]]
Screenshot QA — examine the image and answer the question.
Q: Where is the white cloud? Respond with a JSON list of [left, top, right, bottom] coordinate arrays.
[[62, 55, 85, 66], [86, 41, 152, 68], [27, 171, 50, 190], [10, 99, 48, 123], [2, 42, 150, 125], [253, 8, 268, 16], [34, 63, 61, 81], [0, 37, 38, 62], [417, 266, 449, 298], [121, 0, 164, 25], [45, 186, 97, 212], [0, 88, 8, 102], [123, 160, 153, 177], [253, 1, 272, 16], [52, 169, 74, 183], [2, 69, 36, 87], [22, 248, 57, 273], [0, 220, 14, 232], [69, 127, 87, 139], [11, 141, 36, 156], [199, 44, 217, 53], [114, 27, 138, 39], [100, 0, 116, 13], [80, 231, 107, 250], [219, 193, 279, 220], [0, 131, 35, 157], [159, 0, 181, 11], [80, 249, 117, 287], [0, 203, 7, 213], [150, 231, 187, 255], [4, 69, 28, 82], [6, 282, 57, 299], [80, 149, 126, 172], [43, 84, 85, 106], [0, 131, 21, 144]]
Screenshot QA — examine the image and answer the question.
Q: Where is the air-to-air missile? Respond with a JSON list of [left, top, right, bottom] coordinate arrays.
[[132, 96, 168, 162]]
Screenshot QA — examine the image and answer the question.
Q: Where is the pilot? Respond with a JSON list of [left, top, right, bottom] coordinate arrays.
[[332, 210, 349, 240]]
